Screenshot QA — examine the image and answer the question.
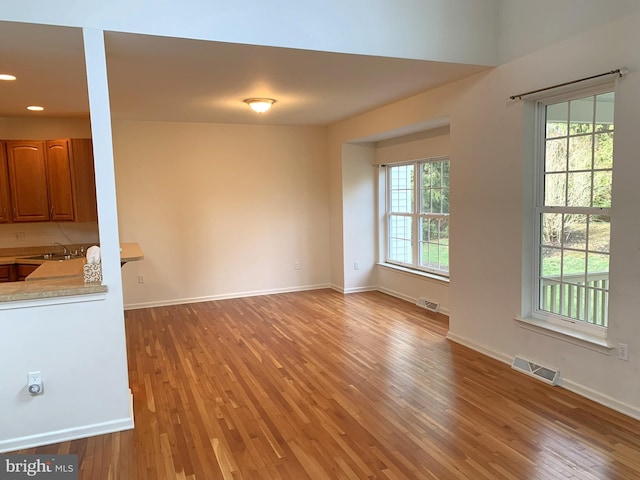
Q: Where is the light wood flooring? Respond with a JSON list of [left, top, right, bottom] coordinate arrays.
[[12, 289, 640, 479]]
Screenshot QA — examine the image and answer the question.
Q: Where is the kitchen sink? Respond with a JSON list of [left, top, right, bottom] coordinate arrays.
[[25, 254, 74, 261]]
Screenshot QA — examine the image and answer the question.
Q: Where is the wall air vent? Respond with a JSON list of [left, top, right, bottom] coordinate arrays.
[[416, 297, 440, 312], [511, 355, 559, 386]]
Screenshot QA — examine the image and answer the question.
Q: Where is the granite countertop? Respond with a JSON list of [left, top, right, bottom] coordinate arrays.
[[0, 242, 143, 303]]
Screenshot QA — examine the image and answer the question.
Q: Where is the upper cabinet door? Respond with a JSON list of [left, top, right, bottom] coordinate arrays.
[[45, 139, 75, 221], [0, 142, 12, 223], [68, 138, 97, 223], [6, 141, 49, 222]]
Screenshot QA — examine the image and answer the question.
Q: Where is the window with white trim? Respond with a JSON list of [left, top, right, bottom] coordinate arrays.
[[534, 88, 614, 331], [386, 157, 449, 276]]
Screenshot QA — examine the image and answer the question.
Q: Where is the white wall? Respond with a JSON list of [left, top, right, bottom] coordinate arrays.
[[113, 120, 330, 308], [498, 0, 640, 62], [341, 143, 377, 292], [0, 0, 499, 66], [0, 117, 91, 139], [331, 11, 640, 418], [374, 127, 449, 166]]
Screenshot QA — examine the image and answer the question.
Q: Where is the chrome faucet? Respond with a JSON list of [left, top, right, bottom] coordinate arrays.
[[51, 241, 69, 255]]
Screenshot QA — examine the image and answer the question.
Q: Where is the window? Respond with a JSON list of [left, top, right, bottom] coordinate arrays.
[[534, 89, 614, 330], [386, 157, 449, 276]]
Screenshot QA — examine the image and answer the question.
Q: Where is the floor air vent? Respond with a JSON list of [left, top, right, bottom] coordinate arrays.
[[416, 297, 440, 312], [512, 355, 559, 386]]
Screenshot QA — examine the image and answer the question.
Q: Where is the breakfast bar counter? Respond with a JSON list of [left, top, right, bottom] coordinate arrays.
[[0, 242, 143, 303]]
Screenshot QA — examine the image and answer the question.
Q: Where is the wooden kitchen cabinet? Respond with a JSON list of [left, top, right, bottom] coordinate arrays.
[[2, 138, 97, 223], [66, 138, 98, 223], [0, 142, 11, 223], [0, 264, 17, 283], [6, 140, 50, 222], [15, 264, 38, 281], [45, 139, 75, 221]]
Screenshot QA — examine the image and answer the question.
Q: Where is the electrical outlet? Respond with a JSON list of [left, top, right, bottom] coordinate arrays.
[[295, 261, 300, 270], [137, 275, 145, 284], [27, 371, 43, 395], [354, 261, 360, 270], [617, 343, 629, 361], [15, 232, 25, 241]]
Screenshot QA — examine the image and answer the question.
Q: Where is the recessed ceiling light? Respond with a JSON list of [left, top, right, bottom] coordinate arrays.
[[26, 105, 44, 111], [0, 74, 17, 81]]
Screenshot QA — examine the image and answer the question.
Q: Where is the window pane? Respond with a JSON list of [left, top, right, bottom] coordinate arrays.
[[546, 102, 568, 138], [566, 172, 592, 207], [545, 139, 567, 172], [422, 163, 432, 187], [592, 171, 612, 208], [588, 215, 610, 254], [594, 132, 614, 169], [438, 245, 449, 271], [389, 215, 412, 263], [430, 162, 442, 188], [389, 165, 414, 213], [587, 252, 609, 276], [420, 218, 434, 243], [439, 218, 449, 243], [541, 213, 563, 248], [562, 250, 586, 285], [422, 188, 432, 213], [564, 214, 586, 251], [421, 160, 449, 215], [585, 252, 609, 327], [570, 96, 594, 135], [585, 286, 608, 327], [544, 173, 566, 206], [419, 217, 449, 273], [568, 136, 593, 171], [539, 276, 561, 314], [421, 242, 435, 267], [441, 161, 450, 189], [595, 92, 614, 131], [540, 246, 561, 278]]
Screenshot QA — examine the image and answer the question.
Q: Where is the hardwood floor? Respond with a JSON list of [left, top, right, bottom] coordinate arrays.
[[11, 289, 640, 479]]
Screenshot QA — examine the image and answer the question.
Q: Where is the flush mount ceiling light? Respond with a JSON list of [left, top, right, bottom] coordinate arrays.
[[26, 105, 44, 111], [244, 98, 276, 113], [0, 74, 17, 81]]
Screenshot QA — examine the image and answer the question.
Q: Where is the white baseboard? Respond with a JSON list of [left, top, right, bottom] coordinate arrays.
[[445, 332, 512, 364], [0, 416, 134, 454], [343, 286, 378, 294], [124, 283, 331, 310], [446, 332, 640, 421], [377, 286, 451, 316], [561, 379, 640, 421], [0, 391, 134, 453], [125, 284, 451, 316]]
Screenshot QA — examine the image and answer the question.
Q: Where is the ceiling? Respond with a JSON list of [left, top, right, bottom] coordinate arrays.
[[0, 21, 490, 126]]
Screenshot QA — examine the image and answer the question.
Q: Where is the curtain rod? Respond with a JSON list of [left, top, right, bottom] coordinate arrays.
[[509, 68, 626, 101]]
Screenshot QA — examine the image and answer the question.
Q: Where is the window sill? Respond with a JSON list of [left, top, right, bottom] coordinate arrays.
[[514, 316, 614, 354], [377, 262, 450, 284]]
